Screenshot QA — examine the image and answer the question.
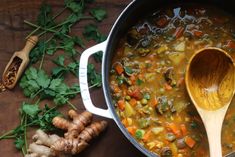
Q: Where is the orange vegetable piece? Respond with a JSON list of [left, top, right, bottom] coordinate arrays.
[[127, 126, 137, 135], [115, 63, 124, 75], [180, 124, 187, 136], [117, 100, 125, 111], [128, 87, 142, 100], [152, 97, 158, 107], [174, 27, 184, 39], [184, 136, 196, 148], [193, 30, 203, 37], [129, 98, 137, 106], [164, 83, 172, 91], [226, 40, 235, 49], [142, 130, 152, 142], [167, 123, 182, 137], [156, 17, 168, 28], [122, 118, 128, 127], [130, 75, 136, 85]]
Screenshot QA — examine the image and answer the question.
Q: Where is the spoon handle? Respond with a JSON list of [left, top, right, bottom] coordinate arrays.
[[202, 112, 224, 157]]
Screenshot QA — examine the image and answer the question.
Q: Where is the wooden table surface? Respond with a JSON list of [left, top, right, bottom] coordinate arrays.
[[0, 0, 145, 156]]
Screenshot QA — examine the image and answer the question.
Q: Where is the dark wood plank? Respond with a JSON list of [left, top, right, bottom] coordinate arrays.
[[0, 0, 146, 157]]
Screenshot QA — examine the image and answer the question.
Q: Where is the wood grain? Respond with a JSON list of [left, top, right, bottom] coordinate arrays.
[[185, 47, 235, 157], [0, 0, 144, 157]]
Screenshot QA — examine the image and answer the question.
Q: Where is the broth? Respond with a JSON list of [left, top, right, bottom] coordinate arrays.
[[109, 4, 235, 157]]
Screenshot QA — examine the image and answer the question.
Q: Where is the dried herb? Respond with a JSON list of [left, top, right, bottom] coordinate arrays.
[[2, 57, 22, 87]]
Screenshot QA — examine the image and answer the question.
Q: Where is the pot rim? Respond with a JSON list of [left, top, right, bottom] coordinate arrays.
[[102, 0, 157, 156]]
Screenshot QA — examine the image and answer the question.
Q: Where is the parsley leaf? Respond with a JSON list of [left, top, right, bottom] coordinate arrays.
[[37, 3, 55, 27], [65, 0, 84, 14], [87, 63, 102, 87], [83, 24, 107, 42], [90, 8, 107, 21], [21, 102, 40, 118], [93, 51, 103, 62], [14, 137, 24, 150]]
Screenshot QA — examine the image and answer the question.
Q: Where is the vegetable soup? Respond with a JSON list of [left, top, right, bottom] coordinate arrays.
[[109, 4, 235, 157]]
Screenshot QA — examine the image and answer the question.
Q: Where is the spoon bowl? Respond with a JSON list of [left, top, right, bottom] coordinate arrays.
[[185, 47, 235, 157]]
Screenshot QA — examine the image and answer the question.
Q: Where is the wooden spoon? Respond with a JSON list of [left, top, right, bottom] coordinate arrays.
[[185, 47, 235, 157], [2, 36, 38, 89]]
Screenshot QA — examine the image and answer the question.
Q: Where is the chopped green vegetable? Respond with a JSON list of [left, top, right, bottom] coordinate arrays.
[[124, 66, 133, 75], [143, 93, 151, 100], [135, 129, 145, 139], [138, 118, 150, 129], [136, 79, 143, 85]]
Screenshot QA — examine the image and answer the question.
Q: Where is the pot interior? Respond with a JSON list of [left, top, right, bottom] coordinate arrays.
[[103, 0, 235, 156]]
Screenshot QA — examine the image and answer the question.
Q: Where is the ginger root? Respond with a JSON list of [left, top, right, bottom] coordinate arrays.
[[25, 110, 107, 157], [33, 129, 61, 147], [25, 130, 61, 157], [53, 110, 92, 139]]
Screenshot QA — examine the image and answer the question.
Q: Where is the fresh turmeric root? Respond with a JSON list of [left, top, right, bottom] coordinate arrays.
[[78, 121, 108, 142], [52, 110, 92, 139], [25, 110, 107, 157], [51, 121, 107, 154]]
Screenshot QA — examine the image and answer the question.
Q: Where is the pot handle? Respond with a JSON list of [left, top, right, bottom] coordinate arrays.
[[79, 41, 113, 119]]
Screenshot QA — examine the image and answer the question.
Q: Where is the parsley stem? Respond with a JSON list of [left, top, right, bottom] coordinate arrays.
[[66, 100, 77, 110], [24, 116, 28, 152], [24, 20, 72, 39], [26, 27, 40, 39], [62, 90, 81, 95], [26, 7, 67, 39], [21, 147, 26, 156], [30, 88, 43, 99], [39, 49, 45, 69], [0, 130, 14, 139], [25, 15, 93, 38], [0, 135, 16, 139]]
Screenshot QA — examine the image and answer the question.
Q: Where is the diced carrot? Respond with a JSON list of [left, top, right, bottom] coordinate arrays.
[[193, 30, 203, 37], [127, 126, 137, 135], [130, 75, 136, 85], [226, 40, 235, 49], [115, 63, 124, 75], [174, 27, 184, 39], [152, 97, 158, 107], [167, 123, 182, 137], [122, 118, 128, 127], [180, 124, 187, 136], [127, 87, 142, 100], [164, 83, 172, 91], [156, 17, 168, 28], [142, 130, 152, 142], [117, 100, 125, 111], [184, 136, 196, 148], [113, 85, 121, 93], [129, 98, 137, 107]]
